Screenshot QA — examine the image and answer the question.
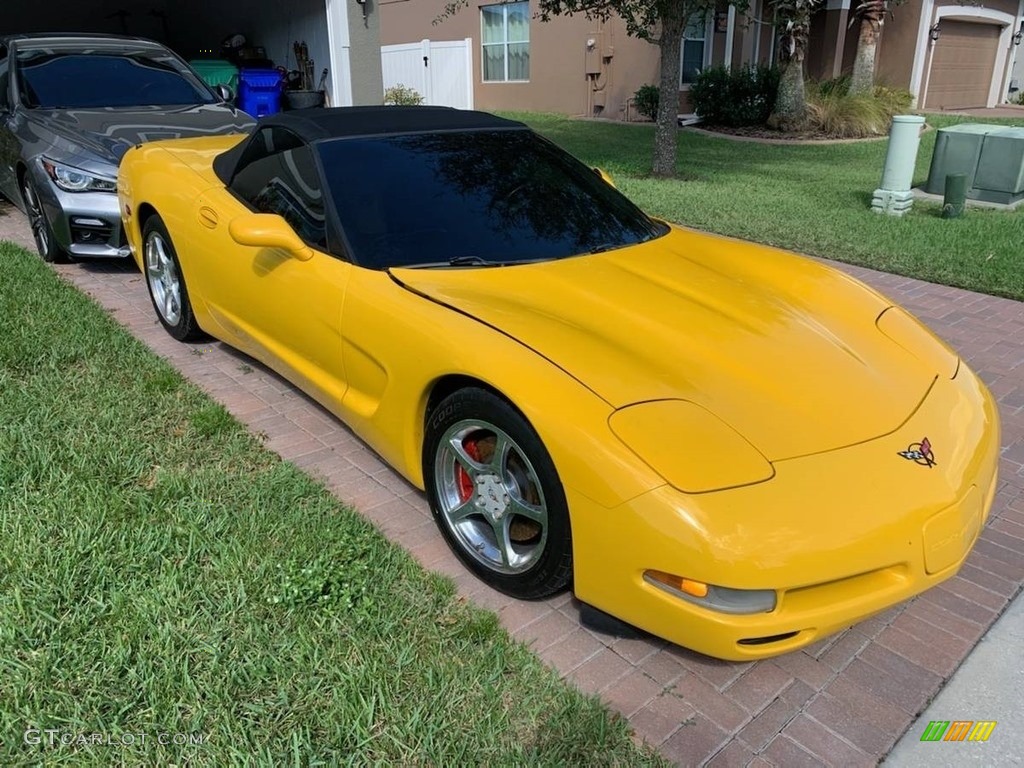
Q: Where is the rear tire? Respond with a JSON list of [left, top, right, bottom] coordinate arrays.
[[424, 387, 573, 599], [21, 176, 68, 263], [142, 215, 205, 342]]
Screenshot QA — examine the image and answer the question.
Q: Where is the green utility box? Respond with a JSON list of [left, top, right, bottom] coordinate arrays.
[[189, 59, 240, 93], [925, 124, 1024, 205]]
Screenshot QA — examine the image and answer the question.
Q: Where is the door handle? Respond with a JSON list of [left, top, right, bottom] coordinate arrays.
[[198, 206, 219, 228]]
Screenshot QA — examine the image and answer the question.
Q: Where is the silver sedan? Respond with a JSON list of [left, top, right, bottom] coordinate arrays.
[[0, 33, 254, 261]]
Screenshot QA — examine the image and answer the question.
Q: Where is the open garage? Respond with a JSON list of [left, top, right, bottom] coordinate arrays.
[[0, 0, 381, 108]]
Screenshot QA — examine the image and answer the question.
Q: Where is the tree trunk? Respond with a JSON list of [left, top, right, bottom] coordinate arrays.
[[768, 57, 808, 131], [848, 18, 881, 95], [653, 14, 685, 177]]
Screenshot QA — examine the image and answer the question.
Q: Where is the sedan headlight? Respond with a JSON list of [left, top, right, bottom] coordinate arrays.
[[609, 400, 774, 493], [41, 159, 117, 193]]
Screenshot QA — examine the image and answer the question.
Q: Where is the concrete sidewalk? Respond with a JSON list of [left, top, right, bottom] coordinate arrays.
[[917, 104, 1024, 120], [886, 593, 1024, 766], [2, 200, 1023, 766]]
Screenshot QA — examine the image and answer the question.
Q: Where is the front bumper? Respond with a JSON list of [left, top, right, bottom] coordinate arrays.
[[571, 365, 1000, 660], [29, 163, 129, 258]]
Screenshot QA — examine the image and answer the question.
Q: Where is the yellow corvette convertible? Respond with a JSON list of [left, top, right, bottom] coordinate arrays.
[[118, 107, 999, 660]]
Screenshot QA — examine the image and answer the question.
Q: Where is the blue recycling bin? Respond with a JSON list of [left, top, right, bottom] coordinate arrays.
[[238, 68, 284, 118]]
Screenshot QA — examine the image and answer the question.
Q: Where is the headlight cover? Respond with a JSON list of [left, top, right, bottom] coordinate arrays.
[[41, 159, 117, 193], [876, 306, 959, 379], [645, 570, 777, 614], [609, 400, 774, 494]]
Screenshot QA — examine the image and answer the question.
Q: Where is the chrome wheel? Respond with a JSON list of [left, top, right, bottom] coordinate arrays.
[[22, 179, 51, 257], [434, 419, 549, 575], [145, 230, 182, 327]]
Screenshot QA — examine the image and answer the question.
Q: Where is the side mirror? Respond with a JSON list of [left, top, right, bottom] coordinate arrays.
[[229, 213, 313, 261], [593, 167, 616, 188], [214, 84, 235, 103]]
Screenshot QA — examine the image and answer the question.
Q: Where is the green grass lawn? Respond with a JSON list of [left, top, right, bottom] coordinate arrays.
[[0, 242, 663, 766], [514, 112, 1024, 302]]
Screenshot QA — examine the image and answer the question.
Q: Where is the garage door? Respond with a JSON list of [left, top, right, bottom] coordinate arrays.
[[925, 21, 1001, 109]]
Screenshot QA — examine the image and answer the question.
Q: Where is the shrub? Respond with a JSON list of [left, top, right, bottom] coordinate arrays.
[[817, 75, 851, 97], [690, 66, 780, 127], [873, 85, 914, 115], [384, 84, 425, 106], [633, 84, 659, 121], [805, 82, 915, 138]]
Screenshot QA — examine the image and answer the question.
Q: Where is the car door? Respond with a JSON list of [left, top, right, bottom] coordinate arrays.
[[191, 128, 351, 408]]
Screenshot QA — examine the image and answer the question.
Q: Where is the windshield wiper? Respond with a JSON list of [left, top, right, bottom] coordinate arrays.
[[404, 255, 520, 269]]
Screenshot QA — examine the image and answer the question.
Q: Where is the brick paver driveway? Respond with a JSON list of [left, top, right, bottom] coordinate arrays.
[[3, 203, 1022, 766]]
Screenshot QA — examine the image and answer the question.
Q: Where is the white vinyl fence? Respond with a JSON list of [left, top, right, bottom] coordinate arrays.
[[381, 38, 474, 110]]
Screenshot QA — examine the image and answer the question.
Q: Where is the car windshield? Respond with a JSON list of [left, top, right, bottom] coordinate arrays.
[[316, 129, 668, 269], [17, 49, 215, 109]]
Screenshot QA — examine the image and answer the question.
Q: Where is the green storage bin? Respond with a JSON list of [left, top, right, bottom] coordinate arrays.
[[189, 59, 240, 93]]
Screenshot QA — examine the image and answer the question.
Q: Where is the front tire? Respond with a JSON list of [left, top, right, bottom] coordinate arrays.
[[21, 176, 68, 263], [143, 215, 204, 342], [424, 387, 573, 599]]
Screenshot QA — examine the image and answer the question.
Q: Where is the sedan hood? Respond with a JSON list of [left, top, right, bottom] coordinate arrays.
[[28, 104, 254, 165], [393, 227, 935, 461]]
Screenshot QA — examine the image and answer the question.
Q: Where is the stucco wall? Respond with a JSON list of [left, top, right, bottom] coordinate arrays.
[[874, 0, 924, 91], [349, 1, 385, 104], [379, 0, 659, 119]]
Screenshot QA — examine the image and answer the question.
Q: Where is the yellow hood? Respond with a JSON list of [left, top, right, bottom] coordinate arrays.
[[392, 228, 935, 461]]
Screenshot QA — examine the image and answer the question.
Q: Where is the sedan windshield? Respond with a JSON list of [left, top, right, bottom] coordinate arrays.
[[316, 129, 668, 269], [17, 50, 215, 109]]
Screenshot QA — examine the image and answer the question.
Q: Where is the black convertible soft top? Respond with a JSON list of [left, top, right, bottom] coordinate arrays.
[[257, 105, 524, 141], [213, 106, 527, 183]]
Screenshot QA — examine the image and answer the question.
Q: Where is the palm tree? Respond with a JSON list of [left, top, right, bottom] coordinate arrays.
[[848, 0, 903, 94], [767, 0, 822, 130]]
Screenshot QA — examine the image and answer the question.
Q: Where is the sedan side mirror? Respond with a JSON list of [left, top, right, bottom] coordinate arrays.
[[229, 213, 313, 261], [214, 84, 235, 103]]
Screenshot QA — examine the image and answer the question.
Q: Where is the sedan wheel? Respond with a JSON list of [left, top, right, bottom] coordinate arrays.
[[425, 388, 572, 598], [21, 177, 67, 263], [142, 215, 204, 342]]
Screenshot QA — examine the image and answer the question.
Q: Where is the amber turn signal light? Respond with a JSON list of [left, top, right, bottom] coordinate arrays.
[[645, 570, 709, 598]]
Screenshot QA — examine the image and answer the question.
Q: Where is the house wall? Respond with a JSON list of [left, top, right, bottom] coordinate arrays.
[[348, 0, 385, 104], [379, 0, 659, 119], [875, 0, 924, 90], [879, 0, 1020, 92], [1012, 39, 1024, 95], [806, 9, 831, 80], [808, 0, 1020, 107], [840, 15, 860, 75], [756, 8, 778, 67], [807, 5, 852, 81]]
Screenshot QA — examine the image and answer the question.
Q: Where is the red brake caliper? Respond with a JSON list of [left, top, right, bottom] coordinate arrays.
[[456, 437, 480, 503]]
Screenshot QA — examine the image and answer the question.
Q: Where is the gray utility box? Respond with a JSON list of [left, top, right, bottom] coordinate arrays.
[[925, 123, 1024, 205]]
